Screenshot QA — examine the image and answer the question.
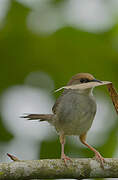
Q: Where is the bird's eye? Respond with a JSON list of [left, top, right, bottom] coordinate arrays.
[[80, 78, 89, 83]]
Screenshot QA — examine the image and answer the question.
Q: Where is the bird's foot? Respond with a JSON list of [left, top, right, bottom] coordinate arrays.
[[61, 154, 72, 165], [94, 151, 105, 168]]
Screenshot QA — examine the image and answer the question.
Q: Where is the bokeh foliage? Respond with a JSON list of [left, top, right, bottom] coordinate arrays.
[[0, 0, 118, 179]]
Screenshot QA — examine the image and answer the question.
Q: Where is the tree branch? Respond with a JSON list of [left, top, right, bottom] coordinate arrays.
[[0, 158, 118, 179]]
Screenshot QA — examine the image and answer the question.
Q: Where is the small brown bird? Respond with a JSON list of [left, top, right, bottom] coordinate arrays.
[[22, 73, 105, 166]]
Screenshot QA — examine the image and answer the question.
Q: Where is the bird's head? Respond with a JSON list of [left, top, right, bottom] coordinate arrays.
[[67, 73, 102, 94], [68, 73, 102, 85]]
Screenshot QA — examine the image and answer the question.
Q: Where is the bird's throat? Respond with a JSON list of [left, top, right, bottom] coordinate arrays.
[[77, 87, 93, 95]]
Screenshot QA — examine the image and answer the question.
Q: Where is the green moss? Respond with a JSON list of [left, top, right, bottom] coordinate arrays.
[[0, 172, 4, 175]]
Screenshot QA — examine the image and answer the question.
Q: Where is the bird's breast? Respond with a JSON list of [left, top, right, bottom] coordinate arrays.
[[54, 90, 96, 135]]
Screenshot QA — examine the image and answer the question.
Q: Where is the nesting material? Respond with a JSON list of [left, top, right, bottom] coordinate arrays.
[[55, 81, 111, 92], [55, 81, 118, 115], [107, 83, 118, 114]]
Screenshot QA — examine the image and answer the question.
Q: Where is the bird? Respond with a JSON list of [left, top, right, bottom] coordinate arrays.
[[22, 73, 105, 166]]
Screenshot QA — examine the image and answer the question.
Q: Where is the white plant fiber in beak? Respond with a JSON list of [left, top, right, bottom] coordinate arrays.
[[55, 81, 112, 92]]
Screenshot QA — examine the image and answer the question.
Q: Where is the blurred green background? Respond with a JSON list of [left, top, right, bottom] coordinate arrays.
[[0, 0, 118, 179]]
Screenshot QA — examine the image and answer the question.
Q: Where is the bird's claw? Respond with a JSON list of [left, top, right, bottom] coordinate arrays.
[[61, 154, 72, 165], [94, 152, 105, 168]]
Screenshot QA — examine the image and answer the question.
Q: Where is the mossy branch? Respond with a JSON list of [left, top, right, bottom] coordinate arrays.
[[0, 158, 118, 179]]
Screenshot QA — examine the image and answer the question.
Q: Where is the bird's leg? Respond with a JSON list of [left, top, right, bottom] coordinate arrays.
[[59, 134, 71, 163], [80, 133, 105, 168]]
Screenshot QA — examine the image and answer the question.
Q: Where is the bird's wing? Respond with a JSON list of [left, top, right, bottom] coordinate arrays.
[[52, 90, 68, 114]]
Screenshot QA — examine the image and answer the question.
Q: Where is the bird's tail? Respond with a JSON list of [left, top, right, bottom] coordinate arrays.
[[21, 114, 53, 121]]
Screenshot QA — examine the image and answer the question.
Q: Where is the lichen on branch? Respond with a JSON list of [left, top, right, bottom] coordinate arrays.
[[0, 158, 118, 179]]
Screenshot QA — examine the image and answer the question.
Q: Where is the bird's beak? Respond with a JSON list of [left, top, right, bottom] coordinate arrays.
[[91, 79, 102, 83]]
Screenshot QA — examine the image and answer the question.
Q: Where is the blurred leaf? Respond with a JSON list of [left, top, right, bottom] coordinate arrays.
[[39, 138, 60, 159], [51, 0, 66, 5], [0, 118, 13, 142]]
